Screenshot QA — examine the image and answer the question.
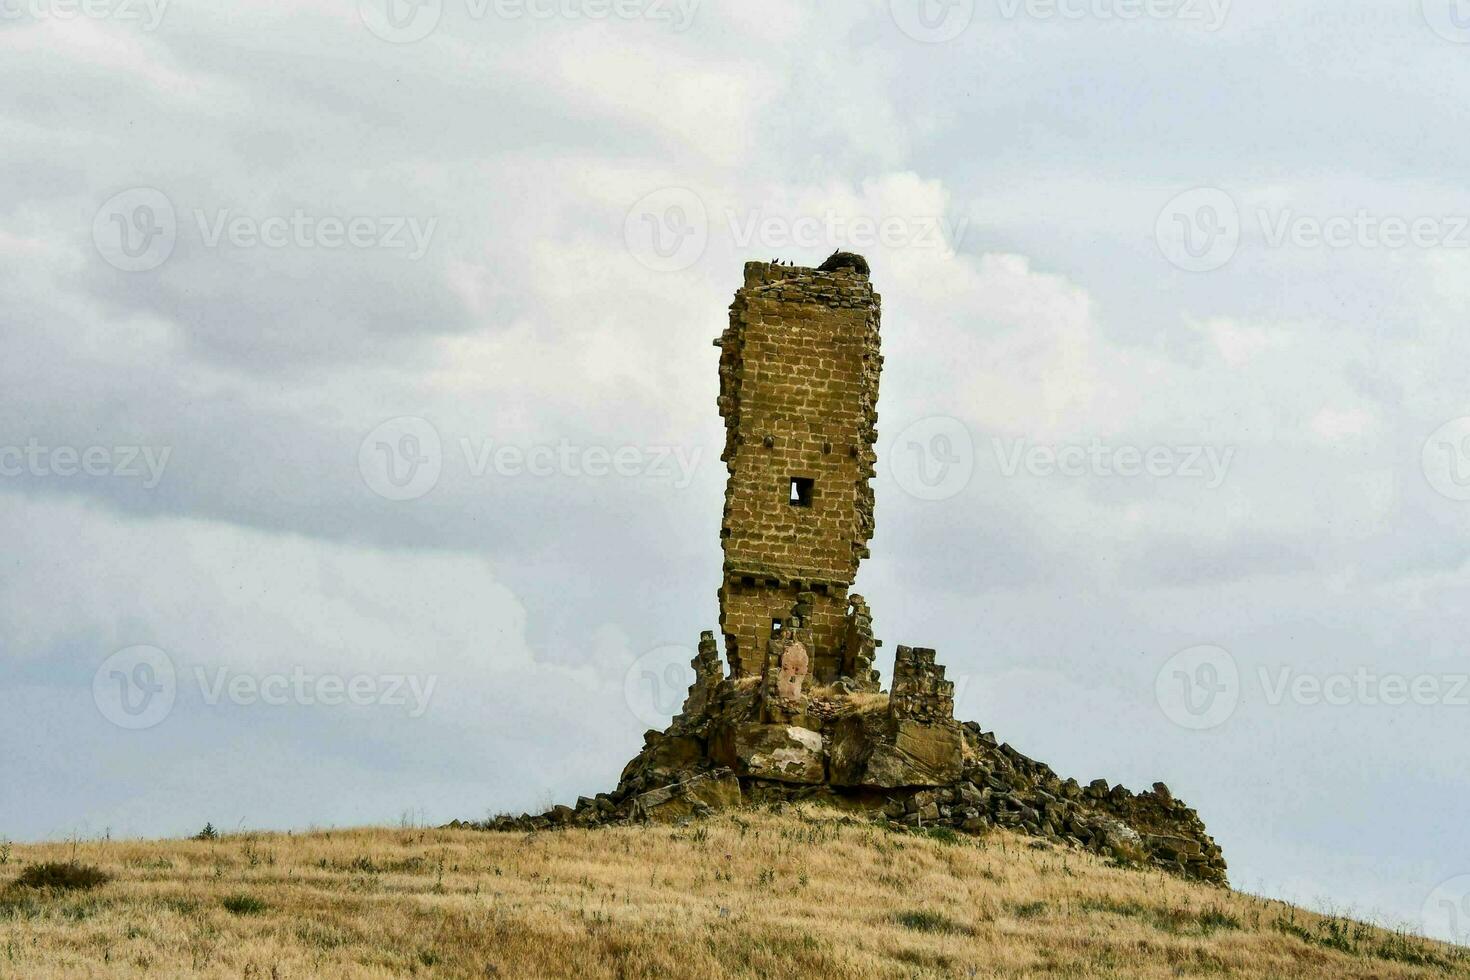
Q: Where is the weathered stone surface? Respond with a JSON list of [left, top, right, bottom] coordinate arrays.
[[777, 639, 808, 700], [861, 721, 964, 788], [728, 723, 825, 784], [633, 771, 741, 822], [827, 713, 880, 786], [677, 632, 723, 724], [889, 647, 955, 723], [643, 735, 704, 778]]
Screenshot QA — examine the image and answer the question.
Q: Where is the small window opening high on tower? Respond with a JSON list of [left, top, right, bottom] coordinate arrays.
[[789, 477, 813, 507]]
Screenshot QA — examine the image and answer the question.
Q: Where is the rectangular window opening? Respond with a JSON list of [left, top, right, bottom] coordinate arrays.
[[770, 619, 783, 636], [789, 477, 814, 507]]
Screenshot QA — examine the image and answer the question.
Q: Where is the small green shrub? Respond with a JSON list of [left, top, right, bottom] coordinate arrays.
[[221, 894, 267, 916], [192, 823, 218, 842], [922, 826, 961, 846], [1196, 907, 1242, 931], [894, 909, 969, 934], [13, 863, 111, 892]]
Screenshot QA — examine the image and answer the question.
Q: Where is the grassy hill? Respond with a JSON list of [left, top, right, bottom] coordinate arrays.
[[1, 808, 1464, 978]]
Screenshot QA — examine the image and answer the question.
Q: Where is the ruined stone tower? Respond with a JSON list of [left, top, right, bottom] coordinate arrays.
[[482, 254, 1228, 888], [714, 256, 881, 682]]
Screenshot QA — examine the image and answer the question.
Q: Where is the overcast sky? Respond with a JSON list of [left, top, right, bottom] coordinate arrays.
[[3, 0, 1470, 944]]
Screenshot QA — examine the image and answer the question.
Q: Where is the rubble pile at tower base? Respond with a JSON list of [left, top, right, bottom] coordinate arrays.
[[464, 632, 1228, 887]]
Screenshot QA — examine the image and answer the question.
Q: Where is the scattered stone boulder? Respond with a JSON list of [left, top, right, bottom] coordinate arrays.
[[721, 723, 826, 784], [859, 720, 964, 788], [632, 771, 741, 822]]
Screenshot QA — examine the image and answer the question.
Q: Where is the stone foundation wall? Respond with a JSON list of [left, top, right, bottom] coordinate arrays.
[[718, 577, 848, 679]]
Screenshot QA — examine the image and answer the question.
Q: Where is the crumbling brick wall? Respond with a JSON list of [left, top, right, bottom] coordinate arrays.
[[677, 631, 723, 724], [841, 593, 880, 691], [889, 646, 955, 724], [716, 261, 881, 679]]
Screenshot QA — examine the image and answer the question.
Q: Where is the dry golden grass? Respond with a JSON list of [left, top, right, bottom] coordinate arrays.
[[1, 808, 1464, 979]]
